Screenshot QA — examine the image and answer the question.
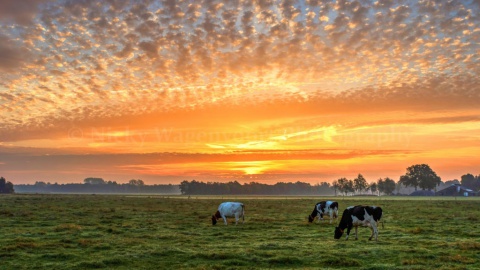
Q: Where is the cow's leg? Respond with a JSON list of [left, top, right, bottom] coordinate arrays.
[[234, 213, 239, 225], [345, 225, 352, 240], [354, 226, 358, 240], [222, 214, 228, 225], [369, 222, 378, 241], [329, 211, 333, 224]]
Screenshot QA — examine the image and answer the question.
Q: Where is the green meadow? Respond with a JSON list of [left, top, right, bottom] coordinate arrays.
[[1, 195, 479, 269]]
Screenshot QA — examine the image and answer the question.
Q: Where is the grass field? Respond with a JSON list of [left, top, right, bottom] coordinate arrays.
[[1, 194, 479, 269]]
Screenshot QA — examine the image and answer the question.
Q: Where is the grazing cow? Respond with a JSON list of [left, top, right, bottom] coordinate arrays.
[[211, 202, 245, 225], [308, 201, 339, 224], [334, 205, 383, 241]]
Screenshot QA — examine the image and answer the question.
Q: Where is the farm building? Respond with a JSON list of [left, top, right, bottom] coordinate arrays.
[[435, 184, 478, 197]]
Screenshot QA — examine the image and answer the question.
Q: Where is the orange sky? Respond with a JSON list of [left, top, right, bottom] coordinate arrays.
[[1, 0, 479, 185]]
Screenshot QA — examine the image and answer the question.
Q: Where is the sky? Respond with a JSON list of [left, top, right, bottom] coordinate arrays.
[[0, 0, 479, 185]]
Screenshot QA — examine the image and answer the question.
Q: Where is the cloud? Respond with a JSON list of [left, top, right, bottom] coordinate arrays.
[[0, 35, 31, 72], [0, 0, 478, 146], [0, 0, 48, 25]]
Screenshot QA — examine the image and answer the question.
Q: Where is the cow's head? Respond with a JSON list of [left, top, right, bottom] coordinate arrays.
[[211, 215, 217, 225], [308, 215, 314, 223], [212, 211, 221, 225], [334, 227, 344, 239]]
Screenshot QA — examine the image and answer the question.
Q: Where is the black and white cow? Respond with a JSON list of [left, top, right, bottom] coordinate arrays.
[[211, 202, 245, 225], [334, 205, 383, 241], [308, 201, 339, 224]]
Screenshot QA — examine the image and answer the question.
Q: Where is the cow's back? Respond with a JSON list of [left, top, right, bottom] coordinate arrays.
[[219, 202, 243, 217], [327, 201, 338, 210]]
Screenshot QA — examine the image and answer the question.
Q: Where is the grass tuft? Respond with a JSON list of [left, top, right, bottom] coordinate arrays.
[[320, 257, 361, 267], [54, 224, 82, 232], [402, 258, 425, 265], [4, 242, 39, 251], [75, 261, 106, 268], [442, 254, 476, 264], [102, 257, 126, 266], [268, 256, 302, 265], [0, 210, 14, 216], [456, 241, 480, 250], [410, 227, 424, 234], [466, 215, 478, 221]]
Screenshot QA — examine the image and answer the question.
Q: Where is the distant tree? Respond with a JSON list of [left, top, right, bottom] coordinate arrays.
[[383, 178, 396, 195], [399, 164, 441, 191], [395, 182, 402, 194], [332, 180, 339, 196], [461, 174, 480, 191], [0, 177, 15, 194], [377, 178, 385, 194], [345, 179, 354, 196], [179, 180, 190, 195], [336, 178, 349, 196], [84, 177, 106, 185], [377, 177, 396, 195], [369, 182, 377, 195], [444, 179, 460, 186], [128, 179, 145, 186], [353, 174, 368, 194]]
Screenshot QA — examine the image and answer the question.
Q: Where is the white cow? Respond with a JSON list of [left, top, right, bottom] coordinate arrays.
[[211, 202, 245, 225]]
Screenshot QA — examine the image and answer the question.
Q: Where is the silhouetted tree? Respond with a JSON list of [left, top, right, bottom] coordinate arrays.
[[461, 174, 480, 191], [383, 177, 396, 195], [179, 180, 189, 194], [399, 164, 441, 191], [84, 177, 106, 185], [0, 177, 15, 194], [336, 178, 348, 196], [444, 179, 460, 186], [338, 179, 354, 196], [377, 177, 396, 195], [332, 180, 339, 196], [353, 174, 368, 194], [369, 182, 377, 195], [129, 179, 145, 186]]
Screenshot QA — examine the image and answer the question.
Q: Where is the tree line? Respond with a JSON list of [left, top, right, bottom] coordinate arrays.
[[179, 180, 334, 195], [14, 177, 180, 194], [333, 164, 443, 195], [179, 164, 478, 196], [332, 175, 397, 196], [3, 164, 479, 195]]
